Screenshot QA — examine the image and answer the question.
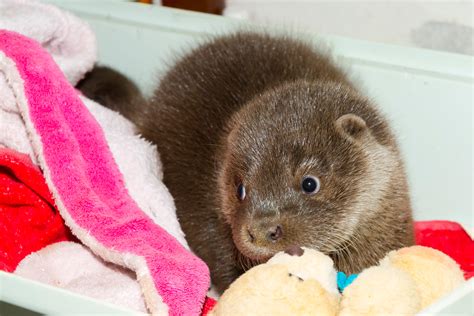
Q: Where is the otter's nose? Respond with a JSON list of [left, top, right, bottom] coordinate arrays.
[[247, 224, 283, 243], [266, 225, 283, 242]]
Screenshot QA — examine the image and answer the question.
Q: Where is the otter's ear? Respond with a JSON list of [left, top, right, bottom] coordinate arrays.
[[335, 114, 369, 141]]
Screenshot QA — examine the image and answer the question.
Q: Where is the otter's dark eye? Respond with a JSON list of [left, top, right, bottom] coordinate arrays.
[[301, 176, 320, 194], [237, 183, 246, 201]]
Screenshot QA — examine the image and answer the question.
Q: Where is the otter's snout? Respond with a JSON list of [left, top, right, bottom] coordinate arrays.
[[247, 224, 283, 244]]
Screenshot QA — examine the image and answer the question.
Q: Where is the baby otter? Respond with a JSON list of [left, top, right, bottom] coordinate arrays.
[[83, 32, 414, 293]]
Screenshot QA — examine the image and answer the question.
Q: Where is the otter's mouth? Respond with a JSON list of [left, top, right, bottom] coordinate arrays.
[[234, 241, 276, 262]]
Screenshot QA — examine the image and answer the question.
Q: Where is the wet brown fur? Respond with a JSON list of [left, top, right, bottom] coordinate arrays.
[[85, 32, 414, 293]]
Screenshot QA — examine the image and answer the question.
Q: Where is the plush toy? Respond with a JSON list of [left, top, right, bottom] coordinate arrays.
[[210, 247, 340, 316], [210, 245, 465, 316], [340, 245, 465, 315]]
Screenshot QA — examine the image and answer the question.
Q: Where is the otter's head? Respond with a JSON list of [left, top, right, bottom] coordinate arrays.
[[217, 80, 403, 265]]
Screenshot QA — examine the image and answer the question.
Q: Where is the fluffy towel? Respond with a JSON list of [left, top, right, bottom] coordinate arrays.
[[0, 148, 75, 272], [0, 0, 96, 85], [15, 242, 218, 314], [15, 241, 216, 314], [15, 242, 148, 312], [0, 29, 210, 316], [83, 98, 188, 248]]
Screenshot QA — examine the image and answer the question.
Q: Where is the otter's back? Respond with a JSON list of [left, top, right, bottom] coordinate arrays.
[[139, 32, 351, 173]]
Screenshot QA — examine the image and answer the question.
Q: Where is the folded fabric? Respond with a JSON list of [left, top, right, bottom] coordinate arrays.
[[15, 241, 219, 314], [15, 242, 148, 312], [0, 0, 189, 251], [0, 0, 96, 162], [83, 97, 189, 248], [0, 28, 210, 316], [0, 1, 212, 314], [0, 148, 75, 272]]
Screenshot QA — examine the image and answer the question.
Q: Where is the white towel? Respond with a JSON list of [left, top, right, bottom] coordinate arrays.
[[0, 0, 97, 85]]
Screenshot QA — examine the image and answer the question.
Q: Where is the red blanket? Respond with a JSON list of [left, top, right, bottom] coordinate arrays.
[[0, 148, 74, 272]]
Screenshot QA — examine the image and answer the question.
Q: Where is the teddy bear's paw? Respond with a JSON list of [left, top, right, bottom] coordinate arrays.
[[380, 246, 465, 309], [339, 265, 421, 316]]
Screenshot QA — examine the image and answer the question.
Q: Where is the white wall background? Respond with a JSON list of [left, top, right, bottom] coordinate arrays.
[[224, 0, 474, 55]]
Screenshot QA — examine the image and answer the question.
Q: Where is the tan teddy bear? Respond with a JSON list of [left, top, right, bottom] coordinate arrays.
[[211, 246, 465, 316], [210, 247, 340, 316]]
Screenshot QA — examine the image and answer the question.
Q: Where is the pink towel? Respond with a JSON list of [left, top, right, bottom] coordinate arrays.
[[0, 30, 210, 315]]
